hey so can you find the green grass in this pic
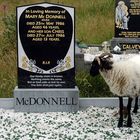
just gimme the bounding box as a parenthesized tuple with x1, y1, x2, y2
(75, 71, 112, 97)
(0, 49, 16, 97)
(0, 0, 115, 97)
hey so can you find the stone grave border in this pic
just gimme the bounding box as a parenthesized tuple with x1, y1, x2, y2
(0, 97, 138, 110)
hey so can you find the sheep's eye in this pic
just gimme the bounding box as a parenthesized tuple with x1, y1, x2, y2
(101, 58, 106, 61)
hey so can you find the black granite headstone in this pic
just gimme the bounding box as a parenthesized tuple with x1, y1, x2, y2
(17, 3, 75, 88)
(111, 0, 140, 52)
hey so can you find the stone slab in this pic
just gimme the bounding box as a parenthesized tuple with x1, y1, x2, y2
(14, 86, 79, 112)
(111, 37, 140, 49)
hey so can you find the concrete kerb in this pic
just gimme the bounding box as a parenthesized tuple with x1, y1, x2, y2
(0, 97, 138, 110)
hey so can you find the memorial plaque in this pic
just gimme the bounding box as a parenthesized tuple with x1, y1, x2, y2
(17, 3, 75, 88)
(115, 0, 140, 38)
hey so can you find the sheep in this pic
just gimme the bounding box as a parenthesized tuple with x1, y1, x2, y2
(90, 52, 140, 127)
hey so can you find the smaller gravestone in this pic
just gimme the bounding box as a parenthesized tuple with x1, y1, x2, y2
(14, 3, 79, 112)
(111, 0, 140, 52)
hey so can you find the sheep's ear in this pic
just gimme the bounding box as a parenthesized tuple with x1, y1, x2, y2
(99, 53, 113, 59)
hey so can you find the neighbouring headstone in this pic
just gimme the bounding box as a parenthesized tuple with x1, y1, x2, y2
(14, 3, 79, 112)
(111, 0, 140, 52)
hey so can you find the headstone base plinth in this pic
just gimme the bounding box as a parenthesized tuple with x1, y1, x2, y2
(14, 86, 79, 112)
(111, 37, 140, 49)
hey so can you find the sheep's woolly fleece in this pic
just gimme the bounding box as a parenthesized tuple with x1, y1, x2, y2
(0, 107, 140, 140)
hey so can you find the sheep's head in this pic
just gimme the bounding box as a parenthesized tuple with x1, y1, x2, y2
(90, 53, 113, 77)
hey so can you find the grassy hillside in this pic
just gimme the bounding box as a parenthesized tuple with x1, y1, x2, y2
(0, 0, 114, 97)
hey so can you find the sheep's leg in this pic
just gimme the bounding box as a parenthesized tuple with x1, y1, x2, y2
(118, 97, 123, 127)
(133, 97, 138, 113)
(127, 97, 133, 127)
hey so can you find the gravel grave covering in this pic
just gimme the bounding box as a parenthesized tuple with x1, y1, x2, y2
(0, 107, 140, 140)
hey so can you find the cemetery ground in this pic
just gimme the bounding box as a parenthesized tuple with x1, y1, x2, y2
(0, 106, 140, 139)
(0, 2, 115, 138)
(1, 0, 140, 139)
